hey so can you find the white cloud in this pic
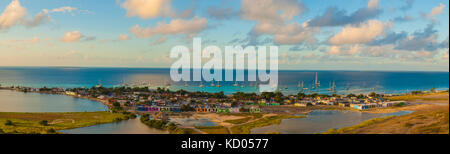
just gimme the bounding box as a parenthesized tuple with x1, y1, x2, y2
(426, 3, 446, 18)
(23, 11, 50, 28)
(121, 0, 172, 19)
(241, 0, 304, 23)
(328, 45, 361, 56)
(130, 17, 208, 39)
(0, 0, 27, 30)
(443, 51, 449, 59)
(51, 6, 78, 13)
(118, 34, 130, 41)
(368, 0, 379, 9)
(241, 0, 314, 45)
(61, 31, 84, 43)
(329, 20, 393, 45)
(0, 0, 53, 31)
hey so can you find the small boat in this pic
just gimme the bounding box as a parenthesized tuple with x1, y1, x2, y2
(216, 82, 221, 87)
(233, 82, 239, 87)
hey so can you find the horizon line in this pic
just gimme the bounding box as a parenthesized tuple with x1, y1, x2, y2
(0, 66, 449, 73)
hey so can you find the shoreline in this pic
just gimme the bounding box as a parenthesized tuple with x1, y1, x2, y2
(1, 86, 447, 134)
(0, 112, 131, 134)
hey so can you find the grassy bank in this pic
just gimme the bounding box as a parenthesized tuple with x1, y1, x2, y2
(139, 114, 200, 134)
(224, 117, 252, 124)
(0, 112, 130, 134)
(323, 105, 449, 134)
(230, 115, 305, 134)
(195, 126, 229, 134)
(385, 92, 449, 102)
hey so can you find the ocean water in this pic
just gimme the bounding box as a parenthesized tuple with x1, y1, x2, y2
(0, 67, 448, 95)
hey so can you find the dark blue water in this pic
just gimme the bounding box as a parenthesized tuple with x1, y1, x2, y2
(0, 67, 448, 95)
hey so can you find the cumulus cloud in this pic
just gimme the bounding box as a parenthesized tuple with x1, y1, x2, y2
(368, 0, 379, 9)
(395, 24, 442, 51)
(23, 11, 50, 28)
(328, 45, 361, 56)
(121, 0, 172, 19)
(0, 0, 27, 30)
(368, 31, 408, 46)
(329, 20, 393, 45)
(130, 17, 208, 39)
(241, 0, 305, 23)
(61, 31, 84, 43)
(308, 0, 382, 27)
(0, 0, 72, 31)
(240, 0, 316, 45)
(424, 3, 446, 19)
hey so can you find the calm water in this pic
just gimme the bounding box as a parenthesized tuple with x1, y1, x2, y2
(251, 110, 414, 134)
(0, 90, 107, 112)
(61, 118, 169, 134)
(0, 67, 448, 95)
(170, 117, 219, 127)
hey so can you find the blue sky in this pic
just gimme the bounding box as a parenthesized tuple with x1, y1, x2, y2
(0, 0, 448, 71)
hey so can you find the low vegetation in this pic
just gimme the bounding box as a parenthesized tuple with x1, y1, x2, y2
(386, 91, 449, 102)
(224, 117, 252, 124)
(195, 126, 229, 134)
(323, 116, 396, 134)
(323, 105, 449, 134)
(140, 114, 200, 134)
(230, 115, 305, 134)
(0, 112, 130, 134)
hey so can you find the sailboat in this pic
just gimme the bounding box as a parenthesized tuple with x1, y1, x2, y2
(216, 81, 221, 87)
(184, 82, 189, 87)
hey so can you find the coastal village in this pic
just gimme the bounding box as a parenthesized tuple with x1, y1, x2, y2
(2, 85, 411, 115)
(0, 84, 448, 134)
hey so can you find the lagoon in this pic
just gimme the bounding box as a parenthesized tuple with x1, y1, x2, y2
(0, 90, 107, 112)
(251, 110, 413, 134)
(61, 118, 169, 134)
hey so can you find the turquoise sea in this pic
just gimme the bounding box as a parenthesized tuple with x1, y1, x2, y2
(0, 67, 448, 95)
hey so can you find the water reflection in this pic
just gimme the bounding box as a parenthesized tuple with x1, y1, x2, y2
(170, 117, 218, 127)
(0, 90, 107, 112)
(61, 118, 169, 134)
(251, 110, 413, 134)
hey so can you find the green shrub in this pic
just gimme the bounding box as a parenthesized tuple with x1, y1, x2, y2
(39, 120, 49, 126)
(4, 120, 14, 126)
(46, 128, 56, 134)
